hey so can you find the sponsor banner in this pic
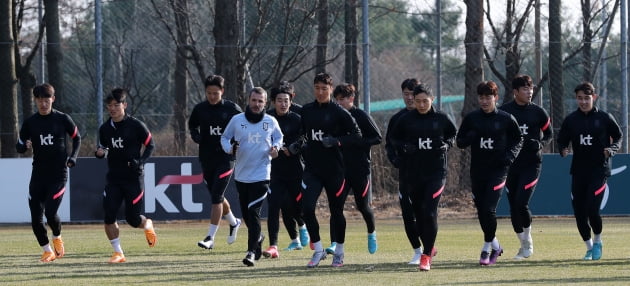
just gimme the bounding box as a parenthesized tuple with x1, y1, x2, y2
(0, 158, 70, 223)
(496, 154, 630, 216)
(70, 157, 249, 222)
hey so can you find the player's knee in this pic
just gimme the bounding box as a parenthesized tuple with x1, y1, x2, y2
(126, 215, 142, 228)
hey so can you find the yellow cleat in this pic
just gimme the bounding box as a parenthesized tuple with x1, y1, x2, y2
(40, 251, 56, 263)
(144, 219, 157, 247)
(108, 252, 126, 264)
(52, 237, 65, 258)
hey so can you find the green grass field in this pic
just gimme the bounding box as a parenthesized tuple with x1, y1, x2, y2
(3, 217, 630, 285)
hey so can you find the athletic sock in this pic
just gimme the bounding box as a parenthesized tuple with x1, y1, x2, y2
(207, 224, 219, 238)
(224, 211, 237, 226)
(299, 224, 307, 230)
(144, 219, 153, 230)
(482, 242, 492, 253)
(292, 238, 300, 244)
(313, 241, 323, 252)
(53, 235, 61, 240)
(584, 239, 593, 250)
(110, 238, 123, 253)
(593, 234, 602, 244)
(491, 237, 501, 250)
(43, 243, 53, 252)
(335, 243, 344, 254)
(414, 247, 422, 254)
(516, 232, 525, 241)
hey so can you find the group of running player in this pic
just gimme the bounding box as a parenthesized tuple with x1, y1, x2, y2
(19, 72, 621, 271)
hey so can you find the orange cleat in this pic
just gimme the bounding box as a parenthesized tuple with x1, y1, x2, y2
(108, 252, 126, 263)
(52, 237, 65, 258)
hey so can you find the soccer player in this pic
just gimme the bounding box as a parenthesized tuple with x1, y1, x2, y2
(262, 85, 309, 259)
(267, 80, 303, 114)
(16, 83, 81, 262)
(95, 88, 157, 263)
(333, 83, 382, 254)
(557, 82, 622, 261)
(188, 75, 242, 250)
(221, 87, 283, 266)
(300, 73, 361, 268)
(456, 81, 522, 266)
(499, 75, 552, 259)
(385, 78, 423, 264)
(390, 83, 456, 271)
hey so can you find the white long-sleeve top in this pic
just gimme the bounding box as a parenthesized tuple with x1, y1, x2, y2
(221, 113, 283, 183)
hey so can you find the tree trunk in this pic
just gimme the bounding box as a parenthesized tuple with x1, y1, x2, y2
(214, 0, 242, 105)
(463, 0, 483, 116)
(581, 0, 592, 81)
(460, 0, 484, 194)
(344, 0, 359, 104)
(19, 72, 36, 117)
(549, 0, 564, 144)
(315, 0, 329, 74)
(0, 0, 18, 157)
(45, 0, 66, 112)
(173, 0, 189, 155)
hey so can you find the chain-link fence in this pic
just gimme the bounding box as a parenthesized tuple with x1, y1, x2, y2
(11, 0, 628, 211)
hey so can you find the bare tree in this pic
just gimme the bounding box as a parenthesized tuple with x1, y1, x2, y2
(464, 0, 484, 116)
(172, 0, 189, 155)
(44, 0, 66, 111)
(548, 0, 563, 136)
(13, 0, 46, 119)
(484, 0, 535, 102)
(1, 0, 19, 157)
(315, 0, 329, 73)
(344, 0, 359, 91)
(214, 0, 241, 104)
(580, 0, 619, 82)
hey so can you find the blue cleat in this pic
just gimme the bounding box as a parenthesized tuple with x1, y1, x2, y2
(583, 249, 593, 260)
(325, 242, 337, 255)
(368, 233, 378, 254)
(592, 242, 602, 260)
(284, 241, 303, 251)
(299, 228, 310, 247)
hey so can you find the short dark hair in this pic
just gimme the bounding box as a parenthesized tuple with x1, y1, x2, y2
(401, 78, 419, 91)
(205, 75, 225, 89)
(33, 83, 55, 98)
(333, 83, 356, 99)
(574, 82, 595, 95)
(105, 88, 129, 104)
(413, 83, 432, 97)
(512, 74, 533, 90)
(477, 81, 499, 96)
(249, 87, 267, 100)
(270, 80, 295, 102)
(314, 73, 333, 86)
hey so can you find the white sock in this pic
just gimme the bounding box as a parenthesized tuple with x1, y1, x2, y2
(491, 237, 501, 250)
(110, 238, 123, 253)
(224, 211, 237, 226)
(299, 224, 307, 230)
(593, 234, 602, 244)
(207, 224, 219, 238)
(482, 242, 492, 252)
(585, 239, 593, 250)
(414, 247, 422, 254)
(523, 226, 531, 238)
(313, 241, 323, 252)
(53, 235, 61, 240)
(516, 232, 525, 241)
(144, 219, 153, 230)
(292, 238, 300, 244)
(335, 243, 344, 254)
(43, 243, 53, 252)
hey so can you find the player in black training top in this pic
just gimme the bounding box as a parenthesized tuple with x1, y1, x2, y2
(333, 83, 382, 255)
(300, 73, 361, 268)
(557, 82, 622, 261)
(390, 83, 456, 271)
(457, 81, 522, 266)
(385, 78, 423, 265)
(16, 83, 80, 263)
(188, 75, 243, 250)
(95, 88, 156, 263)
(498, 75, 552, 260)
(262, 84, 310, 259)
